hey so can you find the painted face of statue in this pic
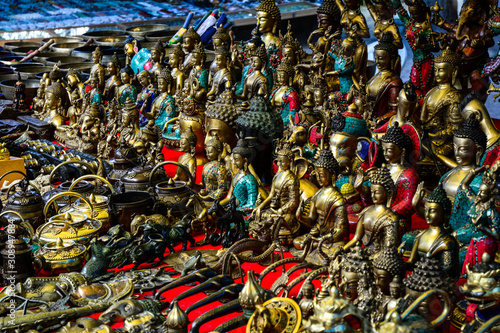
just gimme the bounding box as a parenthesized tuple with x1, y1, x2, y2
(476, 183, 492, 204)
(341, 270, 359, 301)
(374, 49, 391, 71)
(453, 137, 476, 166)
(252, 56, 263, 71)
(151, 49, 162, 62)
(382, 141, 402, 164)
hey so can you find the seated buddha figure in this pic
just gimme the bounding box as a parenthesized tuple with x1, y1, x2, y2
(86, 46, 105, 92)
(326, 37, 356, 111)
(136, 70, 157, 127)
(116, 65, 137, 108)
(200, 135, 228, 202)
(459, 93, 500, 167)
(235, 45, 270, 105)
(420, 48, 463, 159)
(380, 122, 420, 232)
(182, 26, 201, 75)
(221, 139, 259, 214)
(205, 88, 238, 148)
(250, 146, 300, 246)
(293, 150, 349, 251)
(344, 166, 400, 259)
(439, 114, 487, 247)
(366, 33, 403, 127)
(149, 40, 165, 79)
(280, 21, 308, 96)
(173, 126, 197, 187)
(103, 53, 122, 103)
(207, 46, 234, 102)
(152, 68, 177, 137)
(119, 97, 141, 147)
(255, 0, 282, 50)
(84, 74, 103, 110)
(409, 184, 460, 279)
(169, 44, 186, 95)
(234, 31, 274, 96)
(270, 59, 300, 128)
(189, 42, 209, 91)
(42, 80, 68, 128)
(209, 27, 231, 78)
(65, 69, 86, 125)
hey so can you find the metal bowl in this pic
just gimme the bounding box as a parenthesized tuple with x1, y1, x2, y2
(95, 36, 136, 48)
(125, 24, 169, 38)
(0, 56, 25, 66)
(0, 79, 39, 104)
(0, 51, 13, 58)
(0, 67, 14, 75)
(72, 45, 113, 61)
(46, 56, 86, 65)
(0, 73, 28, 82)
(82, 30, 124, 41)
(51, 43, 88, 55)
(102, 48, 126, 68)
(11, 46, 39, 56)
(59, 62, 94, 73)
(11, 63, 44, 69)
(3, 42, 40, 51)
(145, 30, 175, 43)
(14, 66, 48, 79)
(33, 52, 71, 64)
(41, 37, 83, 45)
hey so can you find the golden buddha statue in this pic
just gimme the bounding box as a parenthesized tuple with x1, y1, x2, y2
(103, 53, 122, 103)
(210, 26, 231, 78)
(149, 40, 165, 79)
(116, 65, 137, 108)
(366, 0, 403, 74)
(459, 94, 500, 167)
(87, 46, 105, 92)
(409, 184, 459, 279)
(120, 97, 141, 147)
(76, 102, 103, 154)
(205, 88, 238, 148)
(293, 150, 349, 251)
(182, 26, 201, 75)
(42, 80, 68, 128)
(189, 42, 209, 91)
(270, 59, 300, 128)
(235, 45, 270, 104)
(336, 0, 369, 85)
(280, 21, 308, 95)
(207, 46, 233, 101)
(65, 69, 86, 125)
(152, 68, 177, 135)
(420, 48, 463, 159)
(169, 43, 186, 94)
(250, 145, 300, 246)
(344, 166, 400, 259)
(339, 245, 372, 302)
(309, 0, 342, 56)
(366, 33, 403, 126)
(200, 134, 228, 201)
(173, 126, 197, 186)
(255, 0, 281, 50)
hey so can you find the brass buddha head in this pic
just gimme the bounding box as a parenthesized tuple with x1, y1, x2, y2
(214, 45, 230, 70)
(244, 30, 265, 60)
(122, 97, 139, 126)
(106, 52, 121, 76)
(150, 40, 165, 63)
(255, 0, 281, 34)
(212, 26, 231, 50)
(169, 43, 185, 69)
(424, 184, 452, 225)
(381, 122, 413, 164)
(453, 114, 486, 166)
(180, 126, 197, 155)
(340, 245, 371, 301)
(92, 46, 103, 64)
(137, 70, 151, 88)
(373, 245, 405, 295)
(120, 65, 134, 84)
(252, 45, 268, 71)
(373, 33, 399, 71)
(316, 0, 341, 31)
(276, 59, 294, 86)
(314, 149, 340, 187)
(205, 134, 223, 161)
(276, 143, 294, 172)
(434, 47, 460, 85)
(329, 112, 369, 169)
(205, 89, 238, 147)
(280, 21, 304, 65)
(370, 165, 396, 206)
(44, 82, 64, 109)
(182, 26, 201, 53)
(232, 139, 254, 171)
(157, 67, 173, 93)
(404, 0, 431, 22)
(191, 42, 206, 67)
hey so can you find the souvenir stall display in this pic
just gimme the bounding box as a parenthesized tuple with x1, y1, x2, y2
(1, 0, 500, 332)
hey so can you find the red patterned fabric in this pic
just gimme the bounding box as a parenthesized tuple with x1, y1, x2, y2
(391, 167, 419, 231)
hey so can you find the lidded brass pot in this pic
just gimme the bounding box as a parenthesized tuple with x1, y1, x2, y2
(34, 231, 87, 274)
(41, 160, 97, 208)
(107, 144, 138, 189)
(119, 160, 167, 193)
(150, 161, 195, 218)
(0, 170, 45, 229)
(59, 175, 114, 232)
(36, 191, 102, 246)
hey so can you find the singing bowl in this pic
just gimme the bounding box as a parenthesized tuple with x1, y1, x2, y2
(0, 67, 14, 75)
(125, 24, 169, 38)
(145, 30, 176, 43)
(0, 73, 28, 82)
(0, 56, 25, 66)
(3, 42, 39, 51)
(82, 30, 124, 41)
(59, 62, 94, 73)
(45, 56, 86, 65)
(0, 79, 39, 104)
(95, 36, 134, 48)
(51, 43, 88, 55)
(41, 37, 83, 45)
(11, 46, 39, 56)
(14, 66, 49, 79)
(71, 45, 113, 61)
(33, 52, 70, 64)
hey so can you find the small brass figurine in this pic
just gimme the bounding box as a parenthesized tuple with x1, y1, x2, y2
(207, 46, 233, 101)
(149, 40, 165, 79)
(189, 42, 209, 91)
(103, 53, 122, 103)
(152, 68, 178, 138)
(173, 126, 197, 186)
(182, 26, 201, 76)
(255, 0, 282, 50)
(87, 46, 105, 92)
(169, 43, 186, 94)
(136, 70, 157, 126)
(271, 59, 300, 128)
(117, 65, 137, 108)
